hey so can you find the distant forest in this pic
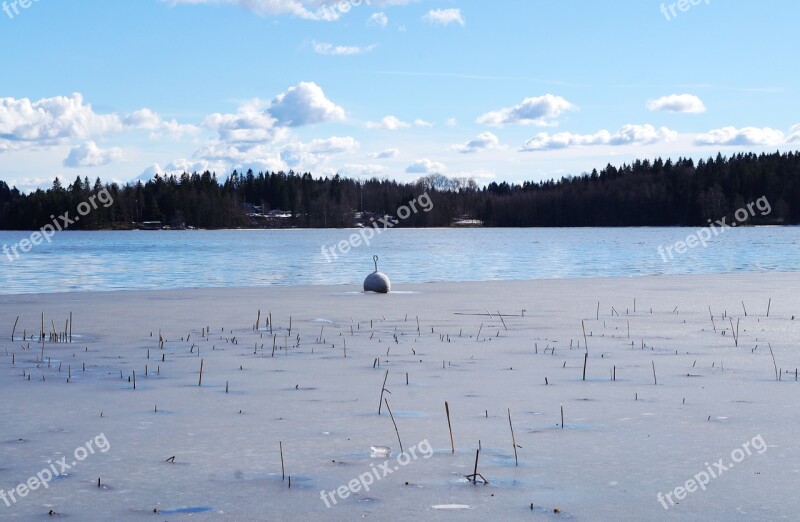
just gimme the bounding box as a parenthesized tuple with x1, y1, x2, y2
(1, 151, 798, 230)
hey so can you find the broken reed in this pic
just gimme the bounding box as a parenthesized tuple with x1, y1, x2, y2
(582, 352, 588, 381)
(445, 401, 455, 454)
(378, 370, 389, 415)
(581, 320, 588, 351)
(384, 398, 403, 453)
(280, 441, 285, 480)
(465, 444, 488, 484)
(508, 408, 518, 466)
(729, 317, 739, 347)
(769, 344, 778, 381)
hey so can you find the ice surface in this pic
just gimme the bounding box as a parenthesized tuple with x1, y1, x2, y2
(0, 273, 799, 520)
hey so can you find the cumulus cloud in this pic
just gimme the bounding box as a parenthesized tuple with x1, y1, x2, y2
(366, 115, 410, 130)
(162, 0, 334, 21)
(788, 124, 800, 143)
(414, 119, 433, 128)
(368, 12, 388, 27)
(646, 94, 706, 113)
(0, 93, 122, 152)
(178, 82, 349, 177)
(124, 108, 200, 139)
(312, 41, 377, 55)
(455, 132, 500, 154)
(608, 124, 678, 145)
(477, 94, 576, 127)
(193, 142, 287, 173)
(370, 148, 399, 159)
(162, 0, 415, 22)
(520, 124, 677, 151)
(422, 8, 464, 26)
(280, 136, 359, 167)
(5, 177, 52, 193)
(63, 141, 124, 168)
(203, 82, 343, 144)
(268, 81, 345, 127)
(134, 159, 215, 182)
(694, 126, 786, 147)
(335, 163, 386, 177)
(204, 99, 288, 143)
(406, 158, 447, 174)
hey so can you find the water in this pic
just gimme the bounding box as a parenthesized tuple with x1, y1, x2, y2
(0, 227, 797, 295)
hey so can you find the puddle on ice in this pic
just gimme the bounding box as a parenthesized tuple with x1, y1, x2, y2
(159, 506, 214, 514)
(432, 504, 473, 510)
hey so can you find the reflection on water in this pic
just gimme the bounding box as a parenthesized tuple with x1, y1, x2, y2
(0, 227, 797, 294)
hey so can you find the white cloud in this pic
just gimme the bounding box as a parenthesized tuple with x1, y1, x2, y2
(646, 94, 706, 114)
(370, 148, 399, 159)
(455, 132, 500, 154)
(336, 163, 386, 177)
(135, 159, 214, 182)
(367, 12, 388, 27)
(280, 136, 360, 167)
(520, 124, 677, 151)
(204, 99, 288, 143)
(477, 94, 576, 127)
(788, 124, 800, 143)
(312, 41, 377, 56)
(268, 81, 345, 127)
(63, 141, 124, 168)
(0, 93, 122, 152)
(451, 168, 495, 181)
(414, 119, 433, 128)
(179, 82, 349, 177)
(193, 142, 286, 172)
(422, 8, 464, 26)
(5, 177, 52, 193)
(694, 126, 786, 147)
(162, 0, 416, 22)
(124, 108, 200, 139)
(609, 124, 678, 145)
(366, 115, 410, 130)
(445, 117, 458, 127)
(520, 131, 609, 151)
(162, 0, 334, 21)
(406, 158, 447, 174)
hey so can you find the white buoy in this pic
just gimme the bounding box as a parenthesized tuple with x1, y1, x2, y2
(364, 255, 391, 293)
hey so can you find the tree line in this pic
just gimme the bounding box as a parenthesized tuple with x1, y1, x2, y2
(0, 151, 798, 230)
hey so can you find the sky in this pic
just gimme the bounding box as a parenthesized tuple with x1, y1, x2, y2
(0, 0, 798, 192)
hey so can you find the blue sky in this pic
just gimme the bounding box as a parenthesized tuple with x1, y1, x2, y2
(0, 0, 798, 191)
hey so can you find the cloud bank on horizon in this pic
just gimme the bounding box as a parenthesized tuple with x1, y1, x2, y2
(0, 1, 797, 192)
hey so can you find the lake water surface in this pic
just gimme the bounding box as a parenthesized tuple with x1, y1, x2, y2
(0, 227, 797, 294)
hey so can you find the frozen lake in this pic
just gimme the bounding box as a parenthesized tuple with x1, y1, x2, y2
(1, 274, 798, 520)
